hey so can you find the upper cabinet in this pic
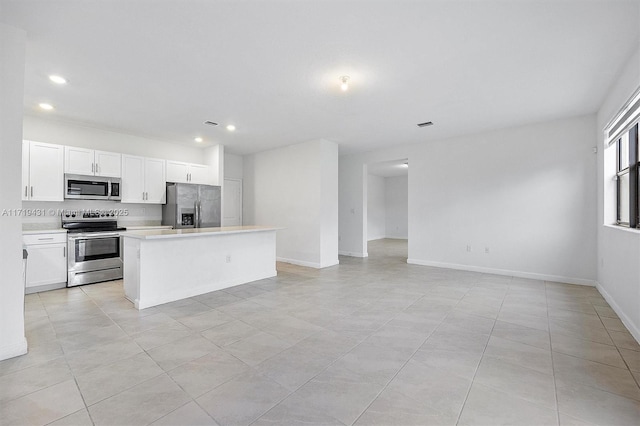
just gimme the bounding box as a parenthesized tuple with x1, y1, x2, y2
(65, 146, 121, 177)
(121, 155, 166, 204)
(22, 140, 64, 202)
(166, 160, 210, 185)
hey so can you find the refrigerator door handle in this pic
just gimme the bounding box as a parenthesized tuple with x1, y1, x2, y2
(194, 200, 200, 228)
(197, 200, 202, 228)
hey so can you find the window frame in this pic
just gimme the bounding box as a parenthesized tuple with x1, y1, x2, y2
(616, 123, 639, 228)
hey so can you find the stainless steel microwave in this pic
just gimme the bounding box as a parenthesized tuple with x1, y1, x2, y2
(64, 174, 121, 201)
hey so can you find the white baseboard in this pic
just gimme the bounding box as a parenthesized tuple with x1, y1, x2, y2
(338, 251, 368, 258)
(0, 337, 28, 361)
(406, 259, 597, 287)
(276, 257, 340, 269)
(596, 282, 640, 345)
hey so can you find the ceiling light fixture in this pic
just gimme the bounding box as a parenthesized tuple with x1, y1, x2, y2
(204, 121, 218, 126)
(226, 125, 236, 131)
(340, 75, 350, 91)
(194, 137, 203, 143)
(38, 103, 54, 110)
(402, 162, 409, 167)
(48, 75, 67, 85)
(417, 121, 433, 127)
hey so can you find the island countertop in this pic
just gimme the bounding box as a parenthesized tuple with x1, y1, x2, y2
(121, 225, 279, 240)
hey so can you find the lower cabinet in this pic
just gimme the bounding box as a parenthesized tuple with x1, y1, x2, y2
(23, 232, 67, 294)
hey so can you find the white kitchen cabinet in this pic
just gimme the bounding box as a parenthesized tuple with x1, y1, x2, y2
(166, 160, 210, 184)
(121, 155, 166, 204)
(23, 232, 67, 293)
(22, 140, 64, 202)
(65, 146, 121, 177)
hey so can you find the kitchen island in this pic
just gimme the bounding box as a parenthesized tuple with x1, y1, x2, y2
(122, 226, 278, 309)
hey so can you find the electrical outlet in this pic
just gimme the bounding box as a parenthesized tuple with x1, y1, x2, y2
(226, 255, 231, 263)
(485, 247, 490, 254)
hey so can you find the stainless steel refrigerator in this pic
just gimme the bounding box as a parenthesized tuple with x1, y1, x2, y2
(162, 183, 221, 228)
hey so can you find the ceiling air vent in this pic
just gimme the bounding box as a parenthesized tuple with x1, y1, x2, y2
(204, 121, 218, 126)
(417, 121, 433, 127)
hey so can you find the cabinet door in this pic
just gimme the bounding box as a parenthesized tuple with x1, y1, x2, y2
(25, 243, 67, 288)
(188, 163, 211, 185)
(29, 141, 64, 201)
(95, 150, 121, 177)
(121, 155, 145, 203)
(22, 141, 29, 201)
(166, 160, 189, 183)
(144, 158, 166, 204)
(64, 146, 95, 175)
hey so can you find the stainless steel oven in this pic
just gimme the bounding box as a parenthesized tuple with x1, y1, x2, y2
(63, 210, 126, 287)
(67, 232, 123, 287)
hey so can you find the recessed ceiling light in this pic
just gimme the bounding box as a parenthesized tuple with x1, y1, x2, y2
(48, 75, 67, 85)
(38, 103, 54, 110)
(402, 162, 409, 167)
(194, 137, 203, 143)
(340, 75, 350, 91)
(226, 125, 236, 132)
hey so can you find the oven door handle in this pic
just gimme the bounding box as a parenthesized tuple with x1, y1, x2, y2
(69, 233, 121, 239)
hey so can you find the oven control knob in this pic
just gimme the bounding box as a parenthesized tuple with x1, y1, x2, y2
(100, 213, 105, 217)
(71, 213, 76, 218)
(65, 214, 70, 218)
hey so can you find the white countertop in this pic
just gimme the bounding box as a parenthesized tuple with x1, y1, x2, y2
(121, 225, 279, 240)
(22, 228, 67, 235)
(123, 225, 173, 231)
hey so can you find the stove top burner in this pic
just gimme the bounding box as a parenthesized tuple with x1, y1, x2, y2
(61, 209, 125, 233)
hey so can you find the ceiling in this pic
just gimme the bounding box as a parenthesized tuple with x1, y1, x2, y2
(2, 1, 639, 156)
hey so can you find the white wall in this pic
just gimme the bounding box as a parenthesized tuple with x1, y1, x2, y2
(224, 153, 244, 180)
(367, 174, 386, 241)
(244, 139, 338, 268)
(204, 144, 224, 186)
(320, 141, 339, 266)
(0, 24, 27, 360)
(596, 46, 640, 342)
(340, 115, 598, 285)
(385, 175, 408, 239)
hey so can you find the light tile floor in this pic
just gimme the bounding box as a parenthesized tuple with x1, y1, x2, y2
(1, 239, 639, 425)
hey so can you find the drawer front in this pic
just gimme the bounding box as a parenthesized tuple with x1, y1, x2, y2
(23, 233, 67, 245)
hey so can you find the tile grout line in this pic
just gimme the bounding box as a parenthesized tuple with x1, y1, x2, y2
(454, 274, 510, 426)
(348, 292, 452, 426)
(545, 280, 562, 426)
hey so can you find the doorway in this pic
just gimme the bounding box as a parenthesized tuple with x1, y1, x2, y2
(366, 159, 408, 261)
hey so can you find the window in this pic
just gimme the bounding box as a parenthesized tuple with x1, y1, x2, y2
(606, 87, 640, 229)
(615, 125, 639, 227)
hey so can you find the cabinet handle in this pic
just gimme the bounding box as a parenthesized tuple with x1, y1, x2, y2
(96, 163, 100, 174)
(92, 163, 95, 173)
(37, 237, 54, 241)
(63, 246, 66, 257)
(24, 186, 28, 197)
(30, 186, 33, 197)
